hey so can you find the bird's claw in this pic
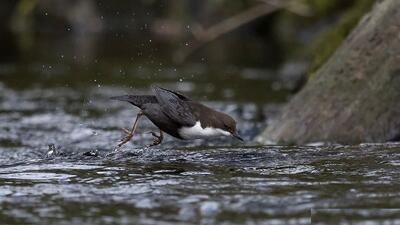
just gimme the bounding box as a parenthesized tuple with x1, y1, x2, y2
(149, 131, 161, 138)
(146, 135, 162, 147)
(146, 139, 161, 147)
(117, 112, 143, 147)
(118, 132, 133, 147)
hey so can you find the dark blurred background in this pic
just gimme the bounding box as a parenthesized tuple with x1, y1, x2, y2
(0, 0, 373, 102)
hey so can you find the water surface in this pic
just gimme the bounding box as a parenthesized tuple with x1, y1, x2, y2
(1, 36, 400, 225)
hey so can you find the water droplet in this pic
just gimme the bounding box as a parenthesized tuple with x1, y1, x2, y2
(179, 78, 183, 82)
(185, 42, 189, 46)
(97, 84, 101, 88)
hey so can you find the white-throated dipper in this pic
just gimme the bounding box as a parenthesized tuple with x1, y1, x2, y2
(111, 85, 243, 147)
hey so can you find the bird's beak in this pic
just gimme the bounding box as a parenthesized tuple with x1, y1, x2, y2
(232, 131, 244, 141)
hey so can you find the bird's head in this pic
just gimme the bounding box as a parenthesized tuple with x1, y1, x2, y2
(221, 114, 243, 141)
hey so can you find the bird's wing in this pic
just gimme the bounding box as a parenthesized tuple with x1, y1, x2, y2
(152, 85, 191, 101)
(110, 95, 158, 108)
(152, 85, 196, 126)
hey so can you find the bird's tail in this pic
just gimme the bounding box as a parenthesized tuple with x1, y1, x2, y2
(110, 95, 157, 108)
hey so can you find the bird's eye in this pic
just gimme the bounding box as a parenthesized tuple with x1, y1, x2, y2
(224, 124, 233, 133)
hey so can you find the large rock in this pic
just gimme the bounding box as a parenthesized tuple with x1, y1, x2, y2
(256, 0, 400, 145)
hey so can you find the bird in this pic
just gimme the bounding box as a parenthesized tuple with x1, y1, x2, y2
(111, 85, 243, 147)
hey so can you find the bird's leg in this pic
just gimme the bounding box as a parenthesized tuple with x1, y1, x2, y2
(147, 129, 164, 147)
(118, 111, 144, 147)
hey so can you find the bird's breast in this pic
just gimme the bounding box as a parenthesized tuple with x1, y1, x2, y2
(178, 121, 230, 140)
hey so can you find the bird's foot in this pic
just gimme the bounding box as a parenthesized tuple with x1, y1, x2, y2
(118, 128, 134, 147)
(146, 131, 163, 147)
(116, 111, 143, 147)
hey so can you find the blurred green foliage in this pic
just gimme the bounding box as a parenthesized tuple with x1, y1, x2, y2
(304, 0, 346, 17)
(273, 1, 351, 58)
(307, 0, 375, 78)
(1, 0, 376, 73)
(273, 0, 375, 78)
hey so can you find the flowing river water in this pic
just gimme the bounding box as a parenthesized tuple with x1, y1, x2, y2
(0, 36, 400, 225)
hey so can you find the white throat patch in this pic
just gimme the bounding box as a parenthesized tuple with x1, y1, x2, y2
(179, 121, 231, 140)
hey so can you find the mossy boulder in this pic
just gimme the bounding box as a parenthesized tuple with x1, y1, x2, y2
(256, 0, 400, 145)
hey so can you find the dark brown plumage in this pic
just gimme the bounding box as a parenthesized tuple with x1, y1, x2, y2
(111, 85, 242, 147)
